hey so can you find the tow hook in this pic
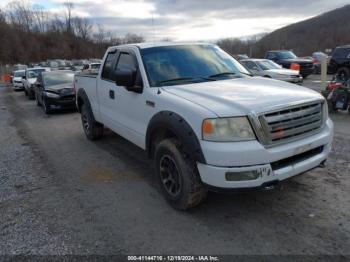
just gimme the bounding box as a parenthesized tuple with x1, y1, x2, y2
(263, 185, 275, 191)
(319, 160, 326, 168)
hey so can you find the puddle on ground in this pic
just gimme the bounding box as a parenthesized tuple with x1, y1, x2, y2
(83, 165, 143, 184)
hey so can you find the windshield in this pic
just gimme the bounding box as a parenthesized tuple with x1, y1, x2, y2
(278, 51, 297, 59)
(141, 45, 251, 87)
(256, 60, 282, 70)
(43, 72, 74, 87)
(14, 71, 25, 77)
(28, 69, 45, 78)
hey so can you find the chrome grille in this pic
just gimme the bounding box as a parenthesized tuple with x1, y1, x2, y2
(258, 102, 323, 146)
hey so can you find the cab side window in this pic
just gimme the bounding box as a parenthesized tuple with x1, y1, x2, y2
(116, 53, 136, 71)
(115, 52, 143, 88)
(244, 61, 258, 70)
(267, 53, 277, 60)
(101, 52, 117, 81)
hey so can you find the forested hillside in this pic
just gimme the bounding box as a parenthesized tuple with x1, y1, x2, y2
(217, 5, 350, 57)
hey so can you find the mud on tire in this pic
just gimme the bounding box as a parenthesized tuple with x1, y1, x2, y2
(155, 138, 208, 210)
(81, 104, 104, 140)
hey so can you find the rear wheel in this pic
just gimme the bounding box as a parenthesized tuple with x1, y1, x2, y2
(81, 104, 104, 140)
(155, 138, 208, 210)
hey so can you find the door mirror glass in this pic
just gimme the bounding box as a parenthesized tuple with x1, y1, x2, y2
(22, 75, 26, 79)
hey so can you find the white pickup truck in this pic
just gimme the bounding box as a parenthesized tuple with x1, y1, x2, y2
(75, 43, 333, 210)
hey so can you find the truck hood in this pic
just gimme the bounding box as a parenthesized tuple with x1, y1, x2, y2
(28, 78, 37, 84)
(163, 77, 323, 117)
(279, 58, 313, 64)
(46, 83, 74, 92)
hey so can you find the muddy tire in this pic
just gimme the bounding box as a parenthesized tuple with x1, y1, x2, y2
(81, 104, 104, 140)
(155, 138, 208, 210)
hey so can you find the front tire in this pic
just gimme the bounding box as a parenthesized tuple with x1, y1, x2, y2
(336, 67, 350, 81)
(81, 104, 104, 140)
(36, 93, 41, 107)
(43, 98, 51, 114)
(155, 138, 208, 210)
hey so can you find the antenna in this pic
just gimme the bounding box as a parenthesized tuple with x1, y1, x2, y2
(152, 12, 155, 45)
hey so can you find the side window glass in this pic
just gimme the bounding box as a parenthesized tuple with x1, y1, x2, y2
(101, 52, 116, 80)
(116, 53, 136, 71)
(245, 61, 256, 70)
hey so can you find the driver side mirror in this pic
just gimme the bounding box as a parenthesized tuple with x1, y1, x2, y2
(22, 75, 26, 79)
(115, 69, 142, 93)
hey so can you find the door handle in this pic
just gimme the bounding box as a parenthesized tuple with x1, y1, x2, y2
(109, 90, 115, 99)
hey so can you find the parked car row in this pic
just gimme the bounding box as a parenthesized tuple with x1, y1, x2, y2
(11, 67, 76, 114)
(8, 42, 335, 210)
(238, 44, 350, 82)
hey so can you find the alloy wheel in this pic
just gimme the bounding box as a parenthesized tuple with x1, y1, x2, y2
(159, 155, 182, 197)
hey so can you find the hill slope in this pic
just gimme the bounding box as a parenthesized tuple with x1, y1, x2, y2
(255, 5, 350, 56)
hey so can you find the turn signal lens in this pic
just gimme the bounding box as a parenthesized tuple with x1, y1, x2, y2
(290, 63, 300, 71)
(202, 119, 214, 135)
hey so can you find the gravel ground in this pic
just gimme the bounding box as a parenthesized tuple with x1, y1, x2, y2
(0, 78, 349, 257)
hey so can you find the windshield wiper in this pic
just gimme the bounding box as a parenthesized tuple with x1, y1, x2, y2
(157, 77, 195, 85)
(156, 77, 215, 86)
(209, 71, 252, 78)
(208, 72, 237, 78)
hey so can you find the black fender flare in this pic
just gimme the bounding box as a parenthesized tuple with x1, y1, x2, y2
(146, 111, 206, 164)
(77, 88, 91, 112)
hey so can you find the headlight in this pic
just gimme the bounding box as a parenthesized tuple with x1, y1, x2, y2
(44, 91, 60, 98)
(202, 117, 256, 142)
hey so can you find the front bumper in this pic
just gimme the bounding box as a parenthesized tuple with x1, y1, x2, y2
(197, 119, 333, 189)
(284, 76, 303, 84)
(45, 96, 76, 110)
(13, 82, 24, 89)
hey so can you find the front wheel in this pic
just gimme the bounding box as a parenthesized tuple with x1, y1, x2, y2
(42, 98, 51, 114)
(36, 93, 41, 107)
(155, 138, 208, 210)
(336, 67, 350, 81)
(80, 104, 104, 140)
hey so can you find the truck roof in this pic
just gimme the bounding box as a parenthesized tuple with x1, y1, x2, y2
(109, 42, 213, 50)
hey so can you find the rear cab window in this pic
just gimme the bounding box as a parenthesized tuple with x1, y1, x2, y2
(101, 51, 117, 81)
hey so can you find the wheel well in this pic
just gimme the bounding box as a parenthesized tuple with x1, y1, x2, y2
(148, 127, 178, 159)
(77, 96, 84, 112)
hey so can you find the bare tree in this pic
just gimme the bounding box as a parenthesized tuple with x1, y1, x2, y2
(63, 1, 74, 33)
(32, 5, 47, 33)
(73, 17, 92, 40)
(6, 0, 34, 32)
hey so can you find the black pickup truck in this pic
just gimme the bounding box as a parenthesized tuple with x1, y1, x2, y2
(328, 45, 350, 80)
(265, 50, 314, 78)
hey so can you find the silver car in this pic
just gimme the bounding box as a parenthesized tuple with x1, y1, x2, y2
(241, 59, 303, 84)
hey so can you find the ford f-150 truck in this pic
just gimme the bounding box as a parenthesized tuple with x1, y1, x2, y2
(75, 43, 333, 210)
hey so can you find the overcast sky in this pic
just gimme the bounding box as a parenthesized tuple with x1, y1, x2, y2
(1, 0, 349, 41)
